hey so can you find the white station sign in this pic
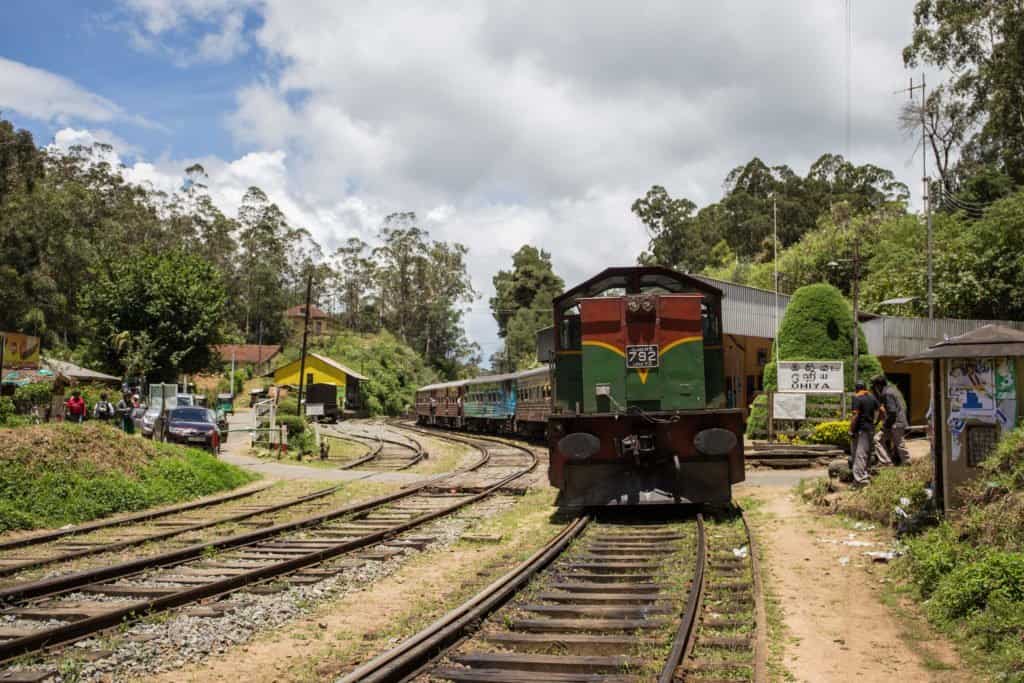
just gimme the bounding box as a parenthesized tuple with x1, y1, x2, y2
(777, 361, 844, 394)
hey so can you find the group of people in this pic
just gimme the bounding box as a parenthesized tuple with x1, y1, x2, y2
(849, 375, 910, 486)
(63, 390, 143, 434)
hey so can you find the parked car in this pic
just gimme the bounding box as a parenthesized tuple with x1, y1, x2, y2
(162, 407, 222, 453)
(140, 404, 161, 438)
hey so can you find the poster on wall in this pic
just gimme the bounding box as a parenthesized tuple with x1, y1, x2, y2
(0, 332, 40, 369)
(948, 359, 996, 415)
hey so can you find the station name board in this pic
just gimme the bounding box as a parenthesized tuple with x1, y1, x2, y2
(777, 361, 844, 394)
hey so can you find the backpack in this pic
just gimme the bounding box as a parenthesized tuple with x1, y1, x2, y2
(97, 402, 113, 419)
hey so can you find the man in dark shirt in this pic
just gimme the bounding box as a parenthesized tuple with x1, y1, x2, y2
(849, 380, 879, 485)
(872, 376, 909, 466)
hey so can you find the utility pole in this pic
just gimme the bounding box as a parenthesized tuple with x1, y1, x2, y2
(296, 271, 314, 418)
(897, 73, 933, 318)
(773, 195, 780, 364)
(852, 231, 861, 383)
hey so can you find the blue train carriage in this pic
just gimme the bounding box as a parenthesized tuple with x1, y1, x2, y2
(514, 366, 551, 437)
(462, 372, 517, 432)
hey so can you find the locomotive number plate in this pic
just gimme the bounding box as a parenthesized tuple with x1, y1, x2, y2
(626, 344, 659, 369)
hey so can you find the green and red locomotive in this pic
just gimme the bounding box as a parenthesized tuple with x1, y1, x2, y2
(415, 266, 745, 507)
(544, 267, 745, 506)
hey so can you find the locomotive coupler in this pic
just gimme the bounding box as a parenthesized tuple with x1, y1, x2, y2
(618, 433, 656, 466)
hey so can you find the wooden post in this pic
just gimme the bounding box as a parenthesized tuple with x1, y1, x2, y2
(841, 391, 847, 419)
(767, 391, 774, 442)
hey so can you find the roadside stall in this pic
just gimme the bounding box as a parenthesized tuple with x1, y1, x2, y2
(902, 324, 1024, 510)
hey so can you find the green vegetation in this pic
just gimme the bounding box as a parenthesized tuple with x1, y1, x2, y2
(809, 420, 850, 449)
(291, 330, 437, 415)
(489, 245, 564, 372)
(746, 284, 883, 439)
(0, 423, 256, 532)
(894, 427, 1024, 678)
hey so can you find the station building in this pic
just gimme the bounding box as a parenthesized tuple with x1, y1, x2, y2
(268, 352, 367, 411)
(693, 275, 1024, 424)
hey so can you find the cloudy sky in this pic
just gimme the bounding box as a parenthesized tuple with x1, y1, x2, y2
(0, 0, 930, 359)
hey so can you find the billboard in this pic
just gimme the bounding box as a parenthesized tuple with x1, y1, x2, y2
(0, 332, 40, 369)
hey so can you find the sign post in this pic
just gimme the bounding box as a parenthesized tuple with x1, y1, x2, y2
(770, 361, 844, 441)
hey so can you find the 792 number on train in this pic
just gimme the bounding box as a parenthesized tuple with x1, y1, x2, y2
(625, 344, 659, 369)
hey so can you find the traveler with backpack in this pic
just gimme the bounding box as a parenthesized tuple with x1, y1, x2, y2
(93, 393, 116, 424)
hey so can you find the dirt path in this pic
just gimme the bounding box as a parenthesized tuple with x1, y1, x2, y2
(740, 470, 970, 682)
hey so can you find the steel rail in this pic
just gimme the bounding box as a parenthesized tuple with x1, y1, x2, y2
(0, 482, 274, 552)
(0, 484, 343, 578)
(658, 513, 707, 683)
(339, 515, 590, 683)
(0, 434, 499, 605)
(0, 439, 537, 663)
(323, 431, 384, 469)
(743, 511, 768, 683)
(330, 424, 426, 470)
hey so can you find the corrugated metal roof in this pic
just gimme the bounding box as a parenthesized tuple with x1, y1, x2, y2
(691, 275, 789, 339)
(862, 317, 1024, 358)
(419, 366, 550, 392)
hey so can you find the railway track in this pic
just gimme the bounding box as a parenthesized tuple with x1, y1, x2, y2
(0, 427, 536, 676)
(342, 507, 764, 682)
(326, 422, 428, 470)
(0, 484, 344, 581)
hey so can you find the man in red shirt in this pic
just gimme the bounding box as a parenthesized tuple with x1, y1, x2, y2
(65, 390, 86, 423)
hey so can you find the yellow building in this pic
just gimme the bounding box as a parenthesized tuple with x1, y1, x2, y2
(270, 352, 367, 409)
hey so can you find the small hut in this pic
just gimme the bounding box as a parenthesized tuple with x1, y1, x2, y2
(902, 324, 1024, 510)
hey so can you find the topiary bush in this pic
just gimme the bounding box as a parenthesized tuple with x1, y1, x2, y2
(747, 283, 885, 439)
(275, 414, 306, 438)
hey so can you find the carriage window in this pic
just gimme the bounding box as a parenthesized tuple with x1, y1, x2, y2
(701, 298, 722, 345)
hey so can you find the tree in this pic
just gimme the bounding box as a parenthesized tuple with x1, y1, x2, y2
(635, 155, 908, 272)
(80, 250, 227, 380)
(933, 188, 1024, 320)
(490, 245, 564, 371)
(236, 187, 293, 344)
(904, 1, 1024, 184)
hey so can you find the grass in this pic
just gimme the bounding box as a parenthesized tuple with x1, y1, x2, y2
(0, 422, 258, 532)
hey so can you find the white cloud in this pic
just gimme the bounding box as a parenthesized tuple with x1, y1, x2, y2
(118, 0, 255, 65)
(57, 2, 934, 359)
(0, 57, 157, 129)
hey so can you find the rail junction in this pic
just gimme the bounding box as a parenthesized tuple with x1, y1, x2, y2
(0, 426, 537, 677)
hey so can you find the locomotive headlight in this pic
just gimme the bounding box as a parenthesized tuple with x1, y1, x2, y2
(627, 298, 640, 313)
(641, 297, 654, 312)
(694, 428, 737, 457)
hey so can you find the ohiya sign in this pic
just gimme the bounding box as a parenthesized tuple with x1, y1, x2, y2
(777, 361, 844, 394)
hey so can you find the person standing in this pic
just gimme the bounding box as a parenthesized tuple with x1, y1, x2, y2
(93, 392, 116, 424)
(64, 390, 86, 424)
(849, 380, 879, 486)
(116, 392, 135, 434)
(872, 375, 910, 466)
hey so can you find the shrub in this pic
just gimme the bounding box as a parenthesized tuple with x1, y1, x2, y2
(840, 456, 931, 524)
(275, 414, 306, 438)
(13, 382, 52, 412)
(810, 421, 851, 449)
(929, 551, 1024, 621)
(900, 522, 977, 598)
(0, 397, 15, 424)
(277, 398, 299, 416)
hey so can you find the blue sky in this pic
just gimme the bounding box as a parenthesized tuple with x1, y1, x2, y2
(0, 1, 930, 362)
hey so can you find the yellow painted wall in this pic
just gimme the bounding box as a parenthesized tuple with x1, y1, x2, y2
(272, 355, 348, 390)
(879, 357, 931, 424)
(723, 334, 773, 414)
